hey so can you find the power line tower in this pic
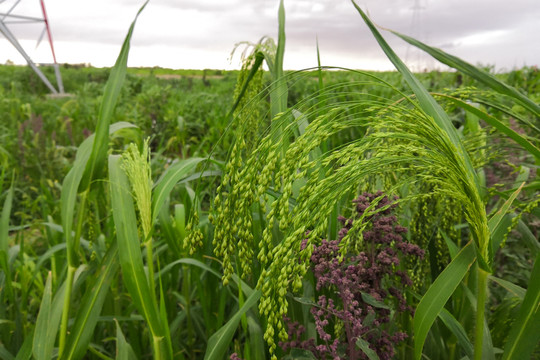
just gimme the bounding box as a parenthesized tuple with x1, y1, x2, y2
(0, 0, 64, 93)
(405, 0, 432, 72)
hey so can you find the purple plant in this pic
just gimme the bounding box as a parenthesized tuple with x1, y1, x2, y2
(281, 192, 423, 359)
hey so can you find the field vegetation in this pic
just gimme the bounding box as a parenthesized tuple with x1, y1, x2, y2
(0, 1, 539, 359)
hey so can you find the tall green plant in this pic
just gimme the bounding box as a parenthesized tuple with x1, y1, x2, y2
(208, 4, 538, 360)
(351, 3, 540, 359)
(58, 2, 148, 357)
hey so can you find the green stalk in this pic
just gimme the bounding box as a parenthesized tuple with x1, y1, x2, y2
(182, 264, 195, 350)
(58, 265, 76, 358)
(474, 268, 489, 360)
(58, 190, 88, 357)
(145, 236, 156, 299)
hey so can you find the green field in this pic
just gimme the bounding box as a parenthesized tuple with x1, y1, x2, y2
(1, 3, 539, 360)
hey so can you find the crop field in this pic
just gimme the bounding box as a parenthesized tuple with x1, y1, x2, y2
(0, 2, 539, 360)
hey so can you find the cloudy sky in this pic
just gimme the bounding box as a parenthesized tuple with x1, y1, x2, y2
(0, 0, 539, 71)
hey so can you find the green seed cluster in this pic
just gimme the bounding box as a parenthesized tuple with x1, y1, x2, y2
(184, 211, 204, 255)
(408, 191, 462, 290)
(121, 139, 152, 239)
(212, 87, 490, 355)
(210, 51, 264, 283)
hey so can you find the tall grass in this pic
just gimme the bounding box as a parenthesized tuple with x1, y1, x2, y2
(0, 1, 538, 359)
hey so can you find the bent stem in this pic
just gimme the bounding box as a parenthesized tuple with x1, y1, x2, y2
(58, 190, 88, 357)
(474, 267, 489, 360)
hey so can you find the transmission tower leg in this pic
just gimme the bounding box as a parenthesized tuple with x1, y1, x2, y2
(0, 20, 58, 93)
(53, 63, 64, 93)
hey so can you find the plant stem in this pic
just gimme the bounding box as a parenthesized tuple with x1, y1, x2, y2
(58, 190, 88, 358)
(58, 264, 76, 358)
(146, 237, 155, 297)
(474, 267, 489, 360)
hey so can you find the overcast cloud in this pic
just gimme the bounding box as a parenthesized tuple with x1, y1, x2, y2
(0, 0, 539, 71)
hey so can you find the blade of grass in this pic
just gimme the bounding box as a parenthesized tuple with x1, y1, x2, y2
(469, 96, 540, 134)
(502, 252, 540, 360)
(351, 2, 489, 272)
(435, 94, 540, 161)
(247, 316, 265, 360)
(32, 272, 54, 360)
(439, 308, 474, 360)
(115, 320, 137, 360)
(204, 290, 261, 360)
(440, 230, 459, 260)
(15, 329, 33, 360)
(488, 276, 526, 299)
(516, 218, 540, 255)
(489, 182, 525, 252)
(270, 0, 287, 120)
(58, 122, 137, 357)
(0, 181, 14, 301)
(151, 157, 206, 224)
(388, 30, 540, 116)
(80, 1, 149, 190)
(228, 51, 265, 117)
(59, 3, 146, 348)
(413, 242, 476, 360)
(0, 181, 13, 253)
(351, 1, 476, 176)
(61, 122, 138, 265)
(0, 347, 14, 360)
(60, 243, 119, 360)
(109, 154, 172, 360)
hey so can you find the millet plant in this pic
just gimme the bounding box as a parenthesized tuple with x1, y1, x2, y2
(0, 1, 538, 360)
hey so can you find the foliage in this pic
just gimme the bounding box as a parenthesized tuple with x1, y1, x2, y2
(0, 1, 538, 360)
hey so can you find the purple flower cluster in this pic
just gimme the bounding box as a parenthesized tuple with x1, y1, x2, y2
(281, 192, 424, 359)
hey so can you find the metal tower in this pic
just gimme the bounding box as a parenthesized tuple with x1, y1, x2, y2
(0, 0, 64, 93)
(405, 0, 432, 72)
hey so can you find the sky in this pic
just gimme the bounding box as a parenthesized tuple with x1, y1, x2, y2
(0, 0, 539, 72)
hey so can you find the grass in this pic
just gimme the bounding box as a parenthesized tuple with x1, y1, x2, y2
(0, 1, 539, 359)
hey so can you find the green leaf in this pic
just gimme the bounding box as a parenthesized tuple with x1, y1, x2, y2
(413, 242, 476, 360)
(151, 157, 206, 223)
(489, 182, 525, 252)
(351, 1, 476, 178)
(435, 95, 540, 161)
(247, 316, 265, 360)
(502, 252, 540, 360)
(115, 319, 137, 360)
(361, 292, 390, 309)
(440, 230, 459, 260)
(284, 349, 317, 359)
(60, 243, 120, 360)
(388, 30, 540, 116)
(439, 308, 474, 360)
(80, 1, 149, 190)
(204, 290, 261, 360)
(0, 346, 14, 360)
(0, 182, 13, 254)
(109, 155, 171, 359)
(356, 338, 380, 360)
(61, 122, 137, 266)
(489, 276, 526, 299)
(156, 258, 222, 281)
(270, 0, 287, 119)
(228, 51, 264, 117)
(0, 181, 14, 300)
(352, 1, 489, 269)
(32, 273, 55, 360)
(516, 218, 540, 255)
(14, 329, 34, 360)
